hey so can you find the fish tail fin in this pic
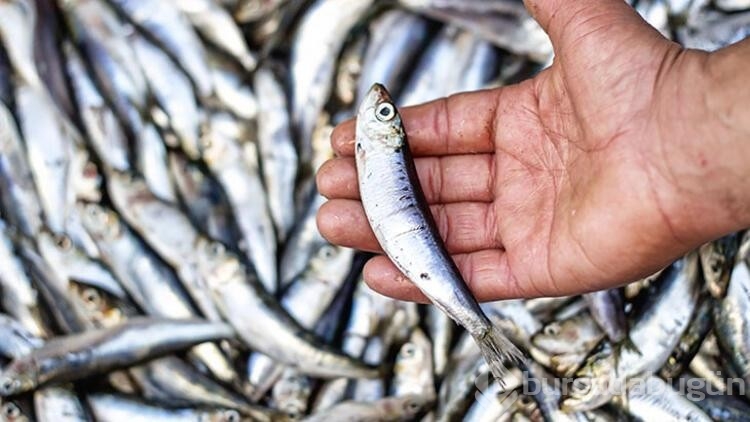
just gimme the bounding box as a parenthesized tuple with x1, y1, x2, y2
(472, 325, 525, 386)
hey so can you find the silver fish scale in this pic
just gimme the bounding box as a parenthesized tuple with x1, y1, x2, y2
(0, 0, 746, 420)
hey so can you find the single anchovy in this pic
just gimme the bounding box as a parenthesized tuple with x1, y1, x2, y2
(699, 232, 741, 298)
(0, 0, 41, 86)
(106, 0, 213, 99)
(208, 53, 258, 121)
(63, 42, 130, 172)
(397, 0, 553, 63)
(254, 67, 299, 240)
(86, 393, 280, 422)
(620, 376, 711, 422)
(279, 191, 327, 289)
(0, 103, 44, 238)
(34, 386, 88, 422)
(289, 0, 374, 164)
(713, 238, 750, 397)
(356, 10, 431, 105)
(194, 238, 379, 379)
(0, 222, 46, 338)
(303, 394, 432, 422)
(390, 328, 436, 398)
(168, 0, 257, 71)
(355, 83, 523, 382)
(659, 294, 714, 379)
(583, 289, 627, 343)
(14, 85, 76, 234)
(0, 314, 43, 359)
(136, 123, 177, 203)
(529, 311, 604, 378)
(130, 33, 203, 160)
(60, 0, 147, 139)
(201, 112, 277, 293)
(167, 151, 239, 247)
(0, 317, 235, 396)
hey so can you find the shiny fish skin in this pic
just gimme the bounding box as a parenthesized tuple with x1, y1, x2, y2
(33, 387, 88, 422)
(0, 314, 42, 359)
(107, 0, 214, 99)
(290, 0, 374, 163)
(15, 85, 75, 235)
(356, 10, 431, 104)
(255, 68, 299, 240)
(208, 53, 258, 121)
(136, 123, 177, 204)
(0, 0, 41, 87)
(168, 0, 257, 71)
(195, 238, 379, 379)
(63, 42, 130, 172)
(0, 222, 46, 338)
(582, 289, 627, 343)
(202, 112, 278, 293)
(562, 255, 701, 412)
(130, 33, 203, 160)
(699, 232, 741, 298)
(355, 84, 523, 382)
(106, 171, 222, 322)
(530, 311, 604, 378)
(279, 191, 328, 289)
(86, 393, 280, 422)
(0, 103, 44, 238)
(0, 318, 235, 396)
(302, 394, 432, 422)
(622, 376, 711, 422)
(398, 0, 553, 63)
(390, 328, 436, 398)
(659, 294, 714, 379)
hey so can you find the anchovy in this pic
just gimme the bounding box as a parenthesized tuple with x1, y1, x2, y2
(303, 394, 432, 422)
(194, 238, 379, 379)
(106, 0, 213, 99)
(583, 289, 627, 343)
(0, 318, 235, 396)
(168, 0, 257, 71)
(33, 387, 88, 422)
(659, 294, 715, 379)
(621, 376, 711, 421)
(208, 53, 258, 121)
(0, 0, 41, 86)
(255, 67, 299, 240)
(130, 33, 203, 160)
(0, 104, 44, 238)
(699, 232, 741, 298)
(290, 0, 374, 163)
(0, 314, 42, 359)
(391, 328, 436, 398)
(86, 393, 282, 422)
(355, 83, 523, 382)
(136, 123, 177, 203)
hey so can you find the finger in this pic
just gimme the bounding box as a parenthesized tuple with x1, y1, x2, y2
(316, 199, 502, 255)
(523, 0, 660, 51)
(331, 89, 501, 157)
(362, 250, 531, 303)
(316, 154, 495, 203)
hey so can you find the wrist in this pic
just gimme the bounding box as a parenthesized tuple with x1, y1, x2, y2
(651, 42, 750, 245)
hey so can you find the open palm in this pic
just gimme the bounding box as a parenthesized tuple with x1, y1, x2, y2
(316, 0, 731, 302)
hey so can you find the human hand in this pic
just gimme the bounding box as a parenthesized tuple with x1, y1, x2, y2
(316, 0, 750, 302)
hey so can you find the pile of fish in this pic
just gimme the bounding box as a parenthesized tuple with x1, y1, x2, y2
(0, 0, 749, 420)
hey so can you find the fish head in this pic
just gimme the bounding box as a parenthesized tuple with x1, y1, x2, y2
(391, 394, 433, 419)
(0, 360, 36, 397)
(531, 313, 603, 355)
(560, 343, 617, 412)
(0, 399, 30, 422)
(69, 280, 130, 328)
(78, 203, 122, 241)
(355, 83, 405, 156)
(201, 409, 241, 422)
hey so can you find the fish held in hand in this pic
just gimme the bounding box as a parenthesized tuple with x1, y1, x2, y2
(354, 83, 524, 382)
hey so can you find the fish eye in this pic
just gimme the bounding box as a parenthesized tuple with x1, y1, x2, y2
(405, 400, 421, 413)
(82, 288, 101, 307)
(2, 402, 20, 418)
(375, 103, 395, 122)
(400, 343, 416, 358)
(210, 243, 224, 256)
(319, 245, 336, 260)
(543, 323, 560, 336)
(223, 410, 240, 422)
(55, 234, 72, 250)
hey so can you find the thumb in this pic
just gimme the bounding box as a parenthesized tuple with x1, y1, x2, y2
(523, 0, 664, 53)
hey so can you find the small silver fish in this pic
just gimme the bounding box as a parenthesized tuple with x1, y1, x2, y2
(355, 84, 523, 382)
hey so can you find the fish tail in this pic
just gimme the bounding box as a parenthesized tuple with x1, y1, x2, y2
(472, 325, 525, 386)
